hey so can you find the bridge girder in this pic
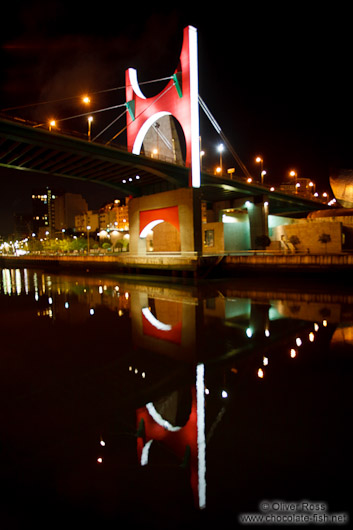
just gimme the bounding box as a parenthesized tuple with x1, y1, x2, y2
(0, 117, 329, 215)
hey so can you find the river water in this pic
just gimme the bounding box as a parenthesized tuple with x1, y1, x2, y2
(1, 267, 352, 528)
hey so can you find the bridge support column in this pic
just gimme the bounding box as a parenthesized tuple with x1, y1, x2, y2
(192, 188, 202, 255)
(129, 187, 203, 257)
(247, 195, 269, 249)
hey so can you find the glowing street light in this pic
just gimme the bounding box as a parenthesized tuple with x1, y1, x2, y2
(87, 225, 91, 253)
(82, 95, 91, 105)
(49, 120, 56, 131)
(200, 150, 205, 169)
(87, 116, 93, 141)
(218, 144, 224, 174)
(289, 170, 298, 192)
(309, 181, 316, 194)
(255, 156, 265, 184)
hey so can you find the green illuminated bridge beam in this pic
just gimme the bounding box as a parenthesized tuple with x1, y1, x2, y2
(0, 117, 329, 216)
(0, 117, 189, 196)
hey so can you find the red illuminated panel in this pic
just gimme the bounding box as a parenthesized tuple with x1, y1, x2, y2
(139, 205, 179, 236)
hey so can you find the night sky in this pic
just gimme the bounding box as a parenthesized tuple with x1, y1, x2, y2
(1, 2, 353, 235)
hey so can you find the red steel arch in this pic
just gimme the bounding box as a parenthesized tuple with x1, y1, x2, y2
(125, 25, 200, 188)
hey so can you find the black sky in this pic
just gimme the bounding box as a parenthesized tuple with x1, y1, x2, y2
(1, 2, 353, 235)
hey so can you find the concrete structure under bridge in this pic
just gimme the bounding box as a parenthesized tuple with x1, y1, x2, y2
(128, 187, 270, 256)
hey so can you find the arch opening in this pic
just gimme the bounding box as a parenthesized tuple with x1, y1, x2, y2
(146, 221, 181, 253)
(134, 114, 186, 165)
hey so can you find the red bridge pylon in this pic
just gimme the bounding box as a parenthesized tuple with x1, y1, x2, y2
(125, 25, 201, 188)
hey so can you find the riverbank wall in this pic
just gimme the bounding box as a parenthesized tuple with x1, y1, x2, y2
(1, 252, 353, 279)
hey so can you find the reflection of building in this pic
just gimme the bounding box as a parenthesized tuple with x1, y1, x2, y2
(130, 290, 196, 362)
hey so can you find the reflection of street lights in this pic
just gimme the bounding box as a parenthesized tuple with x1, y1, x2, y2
(87, 116, 93, 141)
(87, 225, 91, 253)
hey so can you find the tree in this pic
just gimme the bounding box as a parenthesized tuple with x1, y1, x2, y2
(289, 235, 301, 251)
(318, 233, 331, 253)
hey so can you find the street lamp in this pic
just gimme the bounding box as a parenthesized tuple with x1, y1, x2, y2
(87, 116, 93, 141)
(200, 150, 205, 170)
(289, 170, 298, 192)
(255, 156, 264, 184)
(309, 181, 316, 194)
(218, 144, 224, 175)
(87, 225, 91, 253)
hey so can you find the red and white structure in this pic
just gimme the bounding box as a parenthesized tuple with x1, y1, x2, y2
(125, 25, 201, 189)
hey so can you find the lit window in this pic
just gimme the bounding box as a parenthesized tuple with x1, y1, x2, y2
(204, 229, 214, 247)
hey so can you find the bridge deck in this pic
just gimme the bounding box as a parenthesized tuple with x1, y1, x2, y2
(0, 116, 329, 215)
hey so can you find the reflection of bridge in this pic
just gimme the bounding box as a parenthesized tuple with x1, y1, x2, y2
(0, 115, 327, 216)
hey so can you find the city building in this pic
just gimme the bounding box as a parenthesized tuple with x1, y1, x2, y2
(32, 188, 57, 238)
(54, 192, 88, 232)
(278, 177, 317, 198)
(99, 199, 129, 231)
(13, 213, 33, 239)
(32, 188, 88, 238)
(75, 210, 99, 233)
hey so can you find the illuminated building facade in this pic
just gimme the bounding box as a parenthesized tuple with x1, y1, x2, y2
(99, 199, 129, 231)
(75, 210, 99, 232)
(32, 188, 56, 237)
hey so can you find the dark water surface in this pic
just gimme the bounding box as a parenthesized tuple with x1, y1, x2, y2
(1, 267, 352, 528)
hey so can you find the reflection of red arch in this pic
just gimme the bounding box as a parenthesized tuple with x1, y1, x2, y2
(136, 387, 198, 505)
(139, 206, 179, 238)
(142, 308, 182, 345)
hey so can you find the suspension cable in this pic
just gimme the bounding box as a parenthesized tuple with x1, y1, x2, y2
(1, 76, 174, 112)
(92, 108, 127, 142)
(105, 82, 176, 145)
(54, 103, 127, 124)
(198, 95, 252, 180)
